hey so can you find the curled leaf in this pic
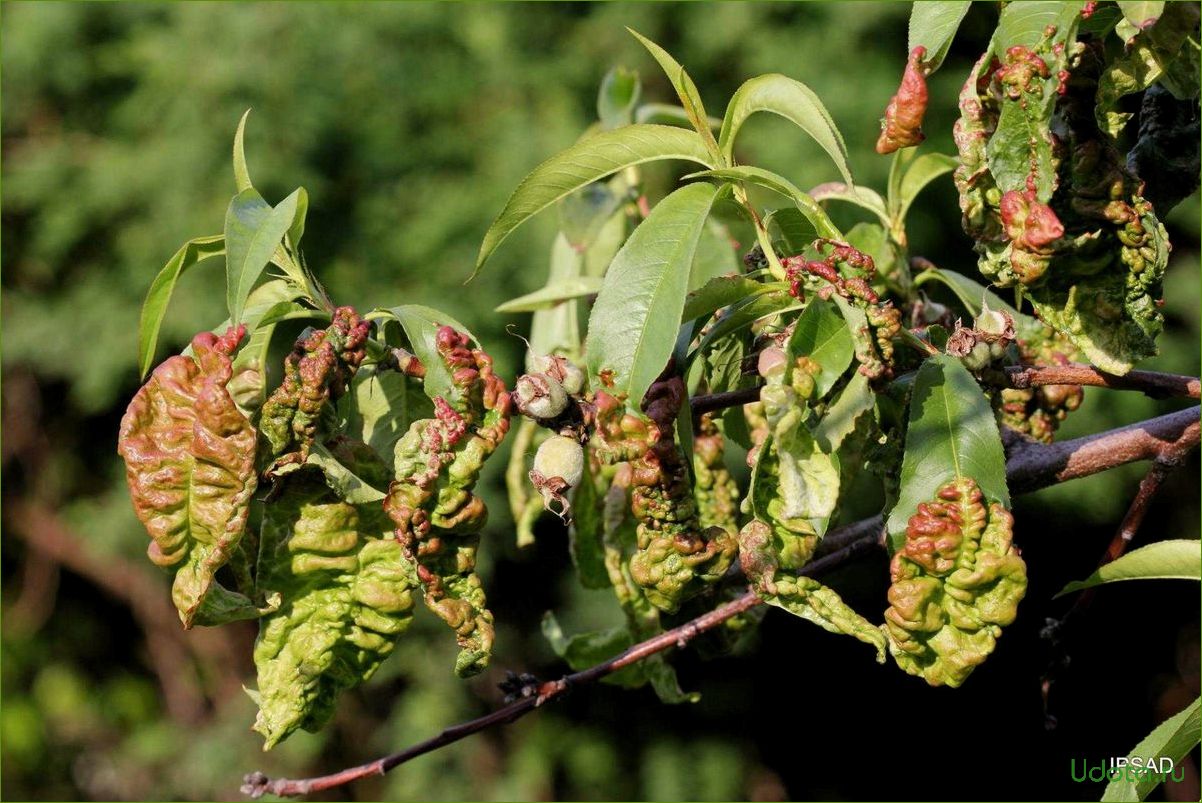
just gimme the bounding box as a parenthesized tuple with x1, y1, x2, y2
(384, 327, 511, 676)
(118, 326, 258, 628)
(253, 472, 416, 748)
(876, 46, 931, 154)
(883, 477, 1027, 687)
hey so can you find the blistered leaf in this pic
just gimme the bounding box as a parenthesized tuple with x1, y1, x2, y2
(118, 326, 258, 627)
(385, 327, 511, 676)
(719, 73, 854, 185)
(587, 182, 720, 406)
(884, 477, 1026, 687)
(475, 125, 713, 275)
(876, 46, 931, 155)
(886, 355, 1009, 553)
(253, 472, 416, 748)
(997, 1, 1083, 49)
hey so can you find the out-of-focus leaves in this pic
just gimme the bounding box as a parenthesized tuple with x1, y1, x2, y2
(495, 277, 604, 313)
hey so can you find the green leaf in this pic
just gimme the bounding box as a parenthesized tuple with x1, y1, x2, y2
(1116, 1, 1166, 30)
(559, 178, 625, 250)
(690, 218, 740, 290)
(137, 234, 225, 378)
(997, 1, 1083, 48)
(682, 275, 777, 323)
(626, 29, 721, 157)
(885, 355, 1010, 552)
(569, 456, 611, 589)
(813, 371, 875, 452)
(530, 234, 585, 363)
(787, 299, 855, 399)
(598, 67, 642, 129)
(586, 182, 720, 405)
(908, 1, 973, 72)
(687, 166, 842, 239)
(765, 206, 819, 254)
(1097, 2, 1195, 137)
(1056, 540, 1201, 598)
(341, 369, 433, 458)
(1102, 696, 1201, 802)
(286, 187, 309, 249)
(224, 188, 304, 324)
(475, 125, 713, 276)
(891, 152, 958, 225)
(718, 74, 854, 185)
(233, 109, 254, 193)
(495, 277, 604, 313)
(693, 289, 801, 359)
(253, 475, 415, 748)
(377, 305, 476, 402)
(913, 267, 1039, 331)
(810, 182, 892, 230)
(541, 612, 648, 688)
(305, 441, 387, 504)
(635, 103, 723, 130)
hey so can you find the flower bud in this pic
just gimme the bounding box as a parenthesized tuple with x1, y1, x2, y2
(961, 340, 994, 372)
(515, 373, 568, 420)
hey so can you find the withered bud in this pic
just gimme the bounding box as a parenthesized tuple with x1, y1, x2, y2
(515, 373, 569, 421)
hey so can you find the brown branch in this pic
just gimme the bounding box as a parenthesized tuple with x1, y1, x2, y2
(243, 404, 1200, 798)
(1039, 414, 1200, 727)
(688, 365, 1200, 419)
(995, 363, 1200, 400)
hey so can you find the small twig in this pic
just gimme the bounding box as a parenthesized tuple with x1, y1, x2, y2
(690, 385, 763, 417)
(994, 363, 1200, 400)
(1039, 416, 1201, 727)
(243, 404, 1200, 798)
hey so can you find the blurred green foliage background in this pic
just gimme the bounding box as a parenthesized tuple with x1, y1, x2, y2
(2, 3, 1198, 800)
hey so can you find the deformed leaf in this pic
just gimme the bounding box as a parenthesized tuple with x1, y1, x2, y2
(884, 477, 1027, 687)
(814, 371, 875, 452)
(118, 326, 258, 628)
(885, 355, 1009, 553)
(1056, 539, 1201, 597)
(253, 472, 416, 748)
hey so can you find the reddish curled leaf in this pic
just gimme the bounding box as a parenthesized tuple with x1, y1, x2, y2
(385, 326, 511, 677)
(999, 189, 1064, 251)
(883, 477, 1027, 687)
(117, 326, 258, 627)
(259, 307, 370, 477)
(876, 46, 931, 154)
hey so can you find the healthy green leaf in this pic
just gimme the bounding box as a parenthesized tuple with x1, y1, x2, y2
(233, 109, 254, 193)
(495, 277, 604, 313)
(475, 124, 713, 275)
(885, 355, 1010, 552)
(342, 369, 433, 457)
(1056, 540, 1201, 598)
(224, 188, 304, 324)
(719, 74, 854, 185)
(892, 152, 958, 225)
(597, 66, 642, 129)
(810, 182, 892, 229)
(693, 289, 801, 359)
(913, 267, 1038, 330)
(626, 28, 721, 157)
(690, 217, 740, 290)
(306, 441, 388, 504)
(765, 206, 819, 253)
(137, 234, 225, 378)
(908, 1, 973, 72)
(687, 166, 842, 239)
(787, 298, 855, 399)
(682, 275, 778, 323)
(587, 182, 720, 405)
(377, 305, 476, 402)
(1102, 696, 1201, 802)
(541, 612, 650, 688)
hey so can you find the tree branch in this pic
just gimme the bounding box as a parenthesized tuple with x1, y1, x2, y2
(689, 365, 1200, 418)
(243, 404, 1199, 798)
